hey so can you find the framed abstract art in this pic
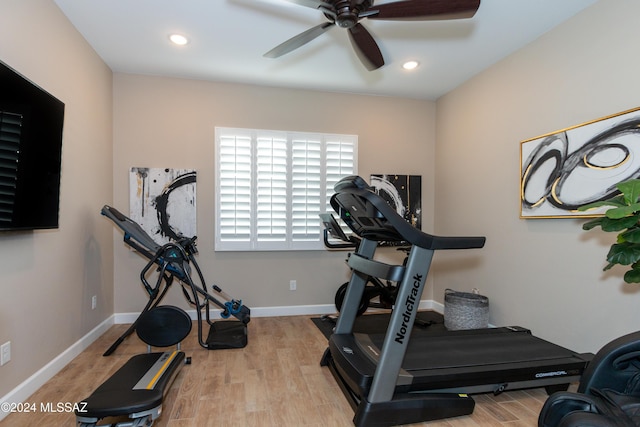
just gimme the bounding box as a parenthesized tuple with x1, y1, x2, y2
(370, 174, 422, 229)
(520, 107, 640, 218)
(129, 167, 197, 244)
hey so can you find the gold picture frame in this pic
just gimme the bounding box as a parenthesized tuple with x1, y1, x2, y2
(520, 107, 640, 218)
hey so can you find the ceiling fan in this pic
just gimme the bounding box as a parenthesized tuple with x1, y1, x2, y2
(263, 0, 481, 71)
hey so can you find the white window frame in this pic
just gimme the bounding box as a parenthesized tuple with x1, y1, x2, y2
(215, 127, 358, 251)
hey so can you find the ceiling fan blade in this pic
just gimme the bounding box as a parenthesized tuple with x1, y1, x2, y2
(348, 23, 384, 71)
(264, 22, 334, 58)
(281, 0, 333, 10)
(367, 0, 481, 21)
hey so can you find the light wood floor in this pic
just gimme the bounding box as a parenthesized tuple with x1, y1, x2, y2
(0, 315, 563, 427)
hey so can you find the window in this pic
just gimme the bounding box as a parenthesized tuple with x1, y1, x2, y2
(215, 127, 357, 251)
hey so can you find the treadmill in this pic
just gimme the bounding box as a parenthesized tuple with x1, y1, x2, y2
(320, 175, 592, 427)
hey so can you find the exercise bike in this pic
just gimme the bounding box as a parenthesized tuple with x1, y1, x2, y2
(321, 213, 422, 319)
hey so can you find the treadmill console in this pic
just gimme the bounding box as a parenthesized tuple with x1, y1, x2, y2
(330, 176, 486, 250)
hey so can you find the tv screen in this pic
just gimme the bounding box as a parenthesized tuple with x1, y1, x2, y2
(0, 60, 64, 231)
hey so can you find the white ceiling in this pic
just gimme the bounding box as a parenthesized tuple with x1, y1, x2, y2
(53, 0, 597, 100)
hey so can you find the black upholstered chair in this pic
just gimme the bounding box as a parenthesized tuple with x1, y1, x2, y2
(539, 331, 640, 427)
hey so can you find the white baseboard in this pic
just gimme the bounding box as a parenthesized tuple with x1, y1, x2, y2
(0, 316, 114, 422)
(1, 299, 441, 421)
(114, 299, 442, 323)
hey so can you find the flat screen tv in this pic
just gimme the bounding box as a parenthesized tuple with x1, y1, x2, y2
(0, 60, 64, 231)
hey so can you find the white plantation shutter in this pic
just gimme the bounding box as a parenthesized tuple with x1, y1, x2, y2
(256, 134, 288, 244)
(292, 136, 321, 242)
(215, 128, 357, 251)
(325, 138, 355, 212)
(218, 134, 252, 246)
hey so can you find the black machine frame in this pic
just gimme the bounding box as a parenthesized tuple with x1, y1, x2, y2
(320, 212, 410, 316)
(101, 205, 250, 356)
(320, 176, 592, 427)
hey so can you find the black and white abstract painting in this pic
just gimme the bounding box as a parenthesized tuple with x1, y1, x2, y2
(520, 107, 640, 218)
(130, 167, 197, 244)
(370, 174, 422, 229)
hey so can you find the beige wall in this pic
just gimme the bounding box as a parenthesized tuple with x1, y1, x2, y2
(112, 75, 437, 314)
(0, 0, 113, 398)
(5, 0, 635, 407)
(434, 0, 637, 354)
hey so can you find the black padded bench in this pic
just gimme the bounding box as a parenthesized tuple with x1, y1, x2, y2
(76, 350, 186, 427)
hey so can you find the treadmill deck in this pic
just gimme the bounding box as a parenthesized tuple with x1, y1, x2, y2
(329, 327, 592, 395)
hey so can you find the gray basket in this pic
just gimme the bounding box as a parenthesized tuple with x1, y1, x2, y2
(444, 288, 489, 330)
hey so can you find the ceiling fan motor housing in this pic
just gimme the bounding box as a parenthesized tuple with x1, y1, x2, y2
(331, 0, 373, 28)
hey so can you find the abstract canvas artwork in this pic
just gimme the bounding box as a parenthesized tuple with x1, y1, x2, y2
(370, 174, 422, 229)
(520, 107, 640, 218)
(130, 167, 197, 244)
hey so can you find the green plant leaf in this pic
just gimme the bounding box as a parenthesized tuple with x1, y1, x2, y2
(580, 179, 640, 282)
(578, 195, 626, 211)
(624, 267, 640, 283)
(621, 226, 640, 243)
(605, 203, 640, 219)
(582, 217, 604, 230)
(601, 215, 640, 232)
(606, 242, 640, 266)
(617, 179, 640, 205)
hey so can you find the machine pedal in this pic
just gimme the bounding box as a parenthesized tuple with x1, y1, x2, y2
(205, 321, 248, 349)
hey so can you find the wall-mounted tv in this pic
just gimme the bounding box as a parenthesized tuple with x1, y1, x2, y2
(0, 60, 64, 231)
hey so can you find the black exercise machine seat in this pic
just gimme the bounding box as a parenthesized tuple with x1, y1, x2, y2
(321, 176, 592, 427)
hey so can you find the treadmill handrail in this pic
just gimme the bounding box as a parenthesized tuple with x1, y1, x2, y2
(319, 212, 360, 250)
(331, 176, 486, 250)
(347, 253, 405, 283)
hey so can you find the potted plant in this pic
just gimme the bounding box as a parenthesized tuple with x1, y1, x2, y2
(579, 179, 640, 283)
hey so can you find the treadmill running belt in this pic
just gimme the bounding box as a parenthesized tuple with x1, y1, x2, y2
(362, 328, 577, 371)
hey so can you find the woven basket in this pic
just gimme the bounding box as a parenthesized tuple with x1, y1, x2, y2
(444, 288, 489, 330)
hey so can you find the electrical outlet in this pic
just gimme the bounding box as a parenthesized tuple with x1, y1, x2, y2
(1, 341, 11, 366)
(91, 295, 97, 310)
(289, 280, 297, 291)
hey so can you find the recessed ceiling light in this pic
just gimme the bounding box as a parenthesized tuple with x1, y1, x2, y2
(402, 60, 419, 70)
(169, 34, 189, 46)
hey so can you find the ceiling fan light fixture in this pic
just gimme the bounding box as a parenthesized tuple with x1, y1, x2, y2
(169, 34, 189, 46)
(402, 60, 419, 70)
